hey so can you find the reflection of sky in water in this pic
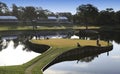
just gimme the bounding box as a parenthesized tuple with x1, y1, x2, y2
(0, 40, 40, 66)
(44, 41, 120, 74)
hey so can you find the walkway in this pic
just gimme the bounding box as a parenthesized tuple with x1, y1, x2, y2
(25, 47, 67, 74)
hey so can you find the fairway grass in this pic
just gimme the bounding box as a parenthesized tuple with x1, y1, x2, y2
(0, 39, 110, 74)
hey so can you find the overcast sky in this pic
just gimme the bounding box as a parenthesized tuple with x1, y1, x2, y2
(1, 0, 120, 14)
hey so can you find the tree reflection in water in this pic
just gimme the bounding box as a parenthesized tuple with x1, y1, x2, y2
(78, 56, 97, 63)
(0, 39, 9, 51)
(0, 36, 41, 66)
(43, 45, 113, 71)
(0, 35, 32, 52)
(100, 31, 120, 44)
(0, 34, 50, 53)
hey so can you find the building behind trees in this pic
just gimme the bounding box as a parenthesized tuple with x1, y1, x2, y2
(0, 1, 120, 27)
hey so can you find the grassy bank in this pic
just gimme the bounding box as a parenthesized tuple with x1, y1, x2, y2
(0, 39, 110, 74)
(0, 25, 120, 31)
(0, 26, 100, 31)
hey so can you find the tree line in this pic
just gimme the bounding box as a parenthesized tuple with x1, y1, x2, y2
(0, 2, 72, 22)
(74, 4, 120, 27)
(0, 1, 120, 26)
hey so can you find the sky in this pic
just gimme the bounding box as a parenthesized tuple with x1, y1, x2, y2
(0, 0, 120, 14)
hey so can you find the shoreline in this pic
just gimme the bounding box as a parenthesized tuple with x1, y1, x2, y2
(0, 39, 113, 74)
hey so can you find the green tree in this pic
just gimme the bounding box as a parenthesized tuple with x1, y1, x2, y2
(12, 4, 19, 18)
(76, 4, 98, 29)
(17, 6, 25, 20)
(24, 6, 37, 30)
(97, 8, 115, 26)
(43, 9, 55, 16)
(58, 12, 73, 22)
(36, 7, 47, 19)
(24, 6, 36, 21)
(0, 1, 9, 15)
(115, 11, 120, 25)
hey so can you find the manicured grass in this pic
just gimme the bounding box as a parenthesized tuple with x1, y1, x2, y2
(1, 25, 120, 31)
(31, 39, 108, 48)
(27, 39, 108, 74)
(0, 39, 110, 74)
(0, 26, 33, 31)
(72, 26, 100, 29)
(0, 26, 100, 31)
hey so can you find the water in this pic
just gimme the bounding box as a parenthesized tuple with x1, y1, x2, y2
(0, 30, 120, 74)
(0, 40, 40, 66)
(0, 33, 67, 66)
(32, 35, 67, 39)
(44, 41, 120, 74)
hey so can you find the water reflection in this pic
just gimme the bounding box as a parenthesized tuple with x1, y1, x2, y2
(0, 40, 40, 66)
(44, 41, 120, 74)
(100, 31, 120, 44)
(76, 30, 120, 44)
(0, 30, 120, 73)
(0, 33, 49, 66)
(43, 44, 112, 71)
(0, 33, 52, 66)
(0, 36, 28, 51)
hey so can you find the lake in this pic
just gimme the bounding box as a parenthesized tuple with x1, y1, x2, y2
(0, 30, 68, 66)
(0, 32, 67, 66)
(44, 31, 120, 74)
(0, 30, 120, 74)
(0, 37, 40, 66)
(44, 41, 120, 74)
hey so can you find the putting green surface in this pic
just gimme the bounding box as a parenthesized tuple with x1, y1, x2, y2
(31, 39, 108, 48)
